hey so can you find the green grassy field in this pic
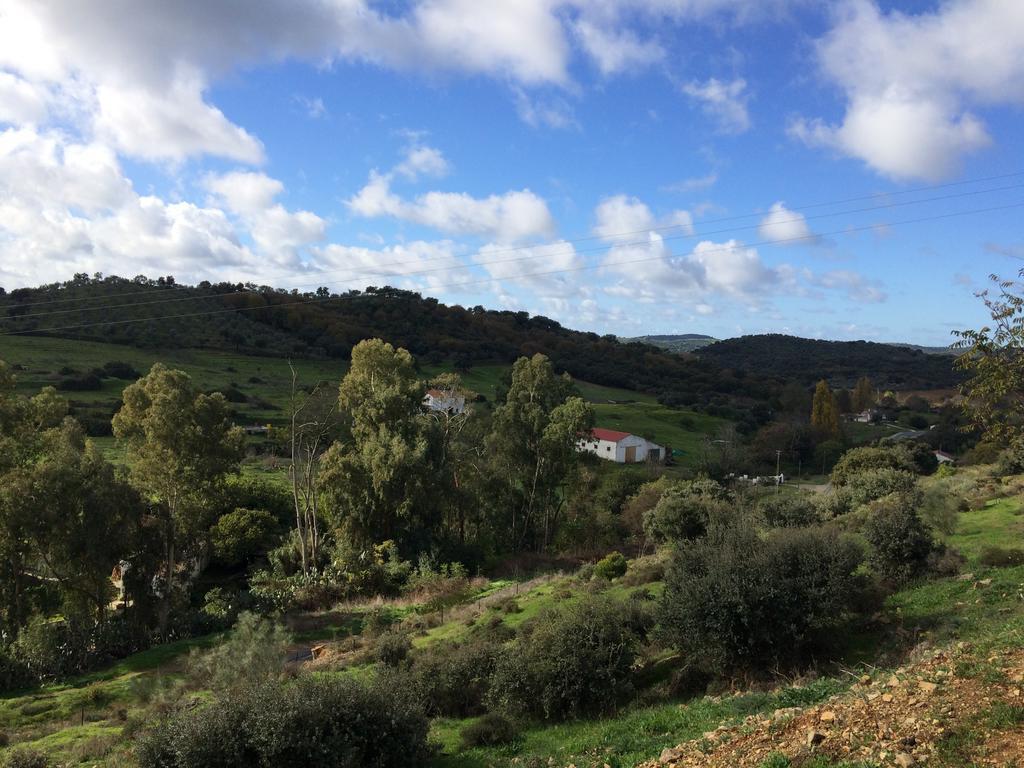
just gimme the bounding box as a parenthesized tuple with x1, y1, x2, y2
(0, 334, 346, 426)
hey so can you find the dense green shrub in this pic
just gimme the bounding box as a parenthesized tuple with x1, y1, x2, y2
(621, 555, 665, 586)
(643, 479, 730, 543)
(0, 646, 37, 691)
(373, 631, 412, 667)
(11, 617, 92, 681)
(407, 638, 500, 717)
(862, 497, 936, 584)
(136, 675, 430, 768)
(658, 521, 864, 674)
(819, 468, 919, 518)
(460, 713, 519, 748)
(757, 494, 820, 528)
(210, 508, 280, 566)
(487, 597, 639, 721)
(978, 545, 1024, 567)
(844, 469, 918, 507)
(2, 748, 49, 768)
(830, 445, 922, 486)
(594, 551, 628, 580)
(102, 361, 141, 380)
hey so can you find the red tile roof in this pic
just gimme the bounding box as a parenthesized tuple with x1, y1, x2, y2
(589, 427, 632, 442)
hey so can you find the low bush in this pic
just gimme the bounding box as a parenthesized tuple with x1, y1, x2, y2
(830, 444, 929, 486)
(0, 645, 37, 690)
(643, 479, 731, 543)
(594, 551, 628, 580)
(863, 496, 937, 584)
(487, 596, 639, 721)
(928, 547, 966, 577)
(757, 494, 820, 528)
(658, 520, 864, 675)
(136, 675, 430, 768)
(2, 749, 49, 768)
(408, 639, 500, 717)
(460, 713, 519, 748)
(102, 361, 141, 380)
(491, 596, 522, 614)
(374, 631, 412, 667)
(188, 612, 290, 693)
(56, 373, 102, 391)
(621, 556, 665, 586)
(979, 545, 1024, 567)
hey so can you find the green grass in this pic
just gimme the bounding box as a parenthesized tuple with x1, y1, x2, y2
(590, 401, 725, 465)
(0, 333, 346, 427)
(946, 496, 1024, 564)
(432, 677, 847, 768)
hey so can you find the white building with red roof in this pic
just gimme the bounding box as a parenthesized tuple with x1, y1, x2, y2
(577, 427, 665, 464)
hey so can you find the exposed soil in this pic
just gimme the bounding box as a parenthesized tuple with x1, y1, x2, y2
(638, 644, 1024, 767)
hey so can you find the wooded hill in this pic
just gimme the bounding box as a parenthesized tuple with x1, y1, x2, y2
(619, 334, 718, 354)
(0, 275, 765, 413)
(697, 333, 963, 390)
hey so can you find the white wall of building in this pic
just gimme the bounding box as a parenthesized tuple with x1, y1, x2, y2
(577, 434, 665, 463)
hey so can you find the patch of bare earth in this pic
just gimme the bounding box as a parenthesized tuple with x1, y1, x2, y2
(639, 644, 1024, 767)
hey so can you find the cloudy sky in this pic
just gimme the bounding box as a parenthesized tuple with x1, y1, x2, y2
(1, 0, 1023, 344)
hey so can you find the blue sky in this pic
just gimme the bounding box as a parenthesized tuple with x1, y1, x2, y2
(1, 1, 1023, 345)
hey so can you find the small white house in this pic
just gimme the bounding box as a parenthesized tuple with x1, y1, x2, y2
(423, 388, 466, 415)
(934, 450, 956, 465)
(577, 427, 665, 464)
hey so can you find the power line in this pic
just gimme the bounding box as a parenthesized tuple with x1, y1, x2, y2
(7, 180, 1024, 322)
(5, 168, 1023, 311)
(3, 198, 1020, 338)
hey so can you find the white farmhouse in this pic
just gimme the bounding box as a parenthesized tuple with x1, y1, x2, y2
(423, 388, 466, 415)
(577, 427, 665, 464)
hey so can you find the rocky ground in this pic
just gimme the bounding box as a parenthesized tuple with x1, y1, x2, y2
(639, 644, 1024, 767)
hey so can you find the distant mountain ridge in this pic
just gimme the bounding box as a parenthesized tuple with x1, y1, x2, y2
(626, 333, 956, 358)
(696, 333, 962, 390)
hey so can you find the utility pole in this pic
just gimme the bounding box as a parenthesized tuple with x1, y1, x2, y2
(775, 449, 782, 494)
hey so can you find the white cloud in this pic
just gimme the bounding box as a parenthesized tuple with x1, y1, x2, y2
(513, 88, 578, 130)
(663, 172, 718, 193)
(348, 149, 554, 242)
(811, 269, 887, 303)
(795, 0, 1024, 180)
(593, 195, 693, 244)
(0, 127, 329, 288)
(295, 95, 326, 119)
(395, 145, 450, 180)
(757, 201, 816, 245)
(681, 77, 750, 134)
(311, 239, 471, 294)
(93, 78, 265, 164)
(0, 72, 48, 124)
(203, 170, 325, 263)
(572, 19, 664, 75)
(475, 239, 583, 295)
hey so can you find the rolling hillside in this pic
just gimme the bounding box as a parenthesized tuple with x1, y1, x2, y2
(0, 276, 769, 415)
